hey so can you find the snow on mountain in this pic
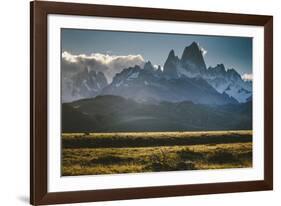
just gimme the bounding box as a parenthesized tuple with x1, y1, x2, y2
(62, 42, 252, 104)
(101, 61, 238, 105)
(204, 65, 252, 103)
(161, 42, 252, 103)
(62, 67, 108, 102)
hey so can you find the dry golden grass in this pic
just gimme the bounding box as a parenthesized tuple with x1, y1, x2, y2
(62, 130, 252, 149)
(63, 130, 252, 139)
(62, 131, 252, 176)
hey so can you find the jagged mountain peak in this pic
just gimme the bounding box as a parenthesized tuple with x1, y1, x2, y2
(226, 68, 242, 81)
(180, 42, 207, 73)
(168, 49, 176, 58)
(207, 64, 227, 76)
(227, 68, 240, 76)
(181, 42, 201, 58)
(165, 49, 179, 63)
(163, 49, 180, 78)
(215, 64, 226, 72)
(62, 42, 252, 104)
(204, 64, 252, 102)
(143, 61, 154, 71)
(190, 41, 200, 48)
(62, 68, 108, 103)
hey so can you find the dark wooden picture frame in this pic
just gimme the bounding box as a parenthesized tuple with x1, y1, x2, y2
(30, 1, 273, 205)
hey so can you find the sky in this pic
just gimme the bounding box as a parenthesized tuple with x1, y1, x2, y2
(61, 28, 252, 79)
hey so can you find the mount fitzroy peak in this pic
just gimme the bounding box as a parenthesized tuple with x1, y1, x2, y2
(100, 42, 252, 105)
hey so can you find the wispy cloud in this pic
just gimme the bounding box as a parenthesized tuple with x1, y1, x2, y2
(196, 43, 207, 56)
(242, 73, 253, 81)
(200, 47, 207, 56)
(153, 64, 163, 71)
(62, 51, 145, 82)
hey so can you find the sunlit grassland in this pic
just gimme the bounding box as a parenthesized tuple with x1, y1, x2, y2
(62, 130, 252, 176)
(62, 130, 252, 139)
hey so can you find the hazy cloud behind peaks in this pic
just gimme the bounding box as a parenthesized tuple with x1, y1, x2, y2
(62, 51, 145, 82)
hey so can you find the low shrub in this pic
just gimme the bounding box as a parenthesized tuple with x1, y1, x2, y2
(177, 148, 204, 161)
(147, 149, 196, 171)
(79, 155, 134, 167)
(207, 150, 238, 164)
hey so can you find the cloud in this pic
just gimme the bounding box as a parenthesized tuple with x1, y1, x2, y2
(242, 73, 253, 81)
(199, 46, 207, 56)
(62, 51, 145, 82)
(153, 64, 163, 71)
(196, 43, 207, 56)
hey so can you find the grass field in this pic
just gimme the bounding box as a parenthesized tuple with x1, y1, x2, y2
(62, 130, 252, 176)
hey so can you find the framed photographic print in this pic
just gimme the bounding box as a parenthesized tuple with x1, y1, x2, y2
(30, 1, 273, 205)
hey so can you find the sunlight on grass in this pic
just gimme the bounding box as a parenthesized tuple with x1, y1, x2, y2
(62, 131, 252, 176)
